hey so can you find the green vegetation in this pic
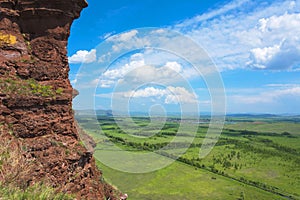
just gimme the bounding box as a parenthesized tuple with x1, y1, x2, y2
(0, 184, 73, 200)
(19, 57, 36, 64)
(225, 121, 300, 135)
(0, 77, 63, 98)
(22, 33, 32, 51)
(0, 137, 73, 200)
(96, 160, 283, 200)
(77, 116, 300, 199)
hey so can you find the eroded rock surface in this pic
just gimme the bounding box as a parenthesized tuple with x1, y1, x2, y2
(0, 1, 115, 199)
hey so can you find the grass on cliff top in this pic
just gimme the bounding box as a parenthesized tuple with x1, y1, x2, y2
(0, 77, 63, 98)
(0, 184, 74, 200)
(0, 130, 73, 200)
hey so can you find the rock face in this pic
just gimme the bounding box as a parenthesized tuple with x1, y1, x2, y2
(0, 0, 115, 199)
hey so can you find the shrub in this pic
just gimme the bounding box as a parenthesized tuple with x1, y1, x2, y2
(0, 77, 64, 98)
(0, 136, 73, 200)
(0, 139, 33, 188)
(0, 183, 74, 200)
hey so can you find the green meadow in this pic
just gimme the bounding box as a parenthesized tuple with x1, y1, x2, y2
(77, 115, 300, 199)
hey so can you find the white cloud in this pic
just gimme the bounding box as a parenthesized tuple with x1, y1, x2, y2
(117, 86, 198, 104)
(107, 30, 138, 42)
(247, 13, 300, 69)
(265, 83, 300, 88)
(174, 0, 300, 71)
(175, 0, 250, 30)
(98, 79, 115, 88)
(91, 78, 100, 86)
(74, 78, 101, 89)
(71, 79, 77, 84)
(248, 44, 281, 69)
(150, 29, 166, 34)
(124, 87, 165, 98)
(100, 32, 115, 40)
(68, 49, 97, 64)
(165, 86, 198, 104)
(98, 53, 193, 88)
(231, 86, 300, 104)
(164, 62, 182, 73)
(106, 30, 151, 52)
(99, 53, 145, 87)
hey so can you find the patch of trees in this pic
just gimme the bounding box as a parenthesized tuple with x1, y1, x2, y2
(97, 117, 115, 122)
(212, 137, 300, 163)
(104, 133, 193, 151)
(101, 132, 296, 199)
(101, 126, 118, 130)
(280, 132, 296, 138)
(211, 151, 242, 170)
(171, 153, 292, 199)
(162, 123, 179, 130)
(222, 128, 293, 137)
(244, 137, 300, 159)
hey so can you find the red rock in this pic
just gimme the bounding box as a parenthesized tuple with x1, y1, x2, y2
(0, 0, 117, 199)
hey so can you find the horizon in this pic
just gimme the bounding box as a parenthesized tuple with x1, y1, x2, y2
(74, 109, 300, 117)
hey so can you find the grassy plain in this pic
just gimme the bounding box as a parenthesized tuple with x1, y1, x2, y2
(77, 115, 300, 199)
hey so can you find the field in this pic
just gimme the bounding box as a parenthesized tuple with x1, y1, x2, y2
(76, 114, 300, 200)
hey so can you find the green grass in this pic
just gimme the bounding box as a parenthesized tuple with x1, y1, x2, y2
(0, 77, 63, 98)
(257, 135, 300, 149)
(97, 160, 284, 200)
(78, 116, 300, 199)
(0, 183, 74, 200)
(179, 145, 300, 197)
(225, 122, 300, 135)
(0, 136, 73, 200)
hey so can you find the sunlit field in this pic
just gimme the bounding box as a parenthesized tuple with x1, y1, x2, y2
(77, 115, 300, 199)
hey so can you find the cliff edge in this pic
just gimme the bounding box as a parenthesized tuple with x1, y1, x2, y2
(0, 0, 114, 199)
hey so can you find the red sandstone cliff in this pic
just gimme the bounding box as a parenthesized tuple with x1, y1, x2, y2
(0, 0, 115, 199)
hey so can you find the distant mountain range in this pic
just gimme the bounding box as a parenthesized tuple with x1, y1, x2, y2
(75, 110, 300, 117)
(75, 109, 113, 116)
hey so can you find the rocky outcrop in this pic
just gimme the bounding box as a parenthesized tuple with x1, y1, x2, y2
(0, 0, 115, 199)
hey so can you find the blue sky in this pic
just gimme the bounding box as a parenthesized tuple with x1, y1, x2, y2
(68, 0, 300, 114)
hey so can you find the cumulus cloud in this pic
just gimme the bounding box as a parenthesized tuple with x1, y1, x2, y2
(165, 86, 198, 104)
(124, 87, 165, 98)
(70, 1, 300, 71)
(98, 53, 193, 88)
(68, 49, 97, 64)
(164, 62, 182, 73)
(98, 53, 145, 87)
(248, 44, 281, 69)
(121, 86, 198, 104)
(246, 12, 300, 69)
(175, 0, 300, 71)
(248, 40, 300, 70)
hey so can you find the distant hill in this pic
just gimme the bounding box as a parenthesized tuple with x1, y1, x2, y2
(226, 113, 279, 118)
(75, 109, 113, 116)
